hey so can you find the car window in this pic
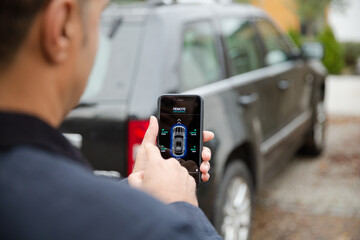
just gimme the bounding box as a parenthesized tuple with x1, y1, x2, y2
(180, 21, 221, 91)
(80, 19, 143, 103)
(221, 18, 262, 76)
(256, 19, 292, 66)
(81, 33, 111, 101)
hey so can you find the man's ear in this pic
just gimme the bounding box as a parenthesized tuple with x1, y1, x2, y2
(41, 0, 79, 64)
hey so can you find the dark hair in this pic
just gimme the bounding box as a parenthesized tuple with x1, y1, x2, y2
(0, 0, 51, 68)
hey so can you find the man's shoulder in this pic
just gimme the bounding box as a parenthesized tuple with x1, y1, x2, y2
(0, 145, 94, 185)
(0, 146, 193, 239)
(0, 145, 82, 167)
(0, 145, 158, 210)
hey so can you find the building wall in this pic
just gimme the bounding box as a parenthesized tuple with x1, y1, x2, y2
(250, 0, 300, 32)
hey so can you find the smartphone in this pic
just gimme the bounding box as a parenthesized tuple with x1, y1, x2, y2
(157, 95, 204, 186)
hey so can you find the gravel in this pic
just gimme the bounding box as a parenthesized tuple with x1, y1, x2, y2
(252, 117, 360, 240)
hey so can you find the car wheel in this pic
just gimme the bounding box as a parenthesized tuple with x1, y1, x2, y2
(214, 161, 254, 240)
(302, 100, 327, 156)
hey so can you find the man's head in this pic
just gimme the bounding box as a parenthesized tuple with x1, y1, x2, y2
(0, 0, 109, 126)
(0, 0, 48, 69)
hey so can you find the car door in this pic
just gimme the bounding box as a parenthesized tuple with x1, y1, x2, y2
(220, 17, 280, 145)
(255, 18, 304, 131)
(254, 18, 310, 177)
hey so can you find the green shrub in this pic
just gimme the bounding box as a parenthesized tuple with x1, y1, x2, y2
(342, 42, 360, 67)
(317, 26, 344, 74)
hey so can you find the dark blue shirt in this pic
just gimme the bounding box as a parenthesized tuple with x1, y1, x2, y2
(0, 112, 222, 240)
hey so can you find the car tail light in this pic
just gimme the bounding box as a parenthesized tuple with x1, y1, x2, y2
(127, 120, 150, 176)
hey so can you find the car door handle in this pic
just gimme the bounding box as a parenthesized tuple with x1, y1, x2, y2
(278, 80, 290, 90)
(238, 93, 258, 107)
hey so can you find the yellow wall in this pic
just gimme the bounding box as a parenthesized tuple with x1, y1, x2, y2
(250, 0, 300, 32)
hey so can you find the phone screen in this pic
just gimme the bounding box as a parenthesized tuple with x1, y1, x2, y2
(158, 95, 203, 185)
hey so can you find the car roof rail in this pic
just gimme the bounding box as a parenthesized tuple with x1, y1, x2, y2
(147, 0, 233, 5)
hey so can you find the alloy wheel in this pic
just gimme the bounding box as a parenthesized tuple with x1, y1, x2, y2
(221, 177, 252, 240)
(314, 101, 326, 149)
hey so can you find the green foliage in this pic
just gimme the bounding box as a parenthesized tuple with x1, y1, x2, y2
(342, 42, 360, 68)
(294, 0, 330, 21)
(317, 26, 344, 74)
(293, 0, 346, 36)
(288, 29, 302, 48)
(294, 0, 346, 21)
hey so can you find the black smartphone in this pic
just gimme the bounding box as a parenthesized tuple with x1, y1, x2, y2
(157, 95, 204, 186)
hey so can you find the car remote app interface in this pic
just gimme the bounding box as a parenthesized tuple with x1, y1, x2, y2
(158, 96, 202, 177)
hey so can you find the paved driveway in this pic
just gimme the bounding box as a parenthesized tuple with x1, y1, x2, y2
(252, 75, 360, 240)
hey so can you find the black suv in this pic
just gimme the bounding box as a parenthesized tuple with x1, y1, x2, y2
(61, 1, 327, 239)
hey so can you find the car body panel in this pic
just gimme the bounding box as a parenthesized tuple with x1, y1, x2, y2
(61, 104, 128, 177)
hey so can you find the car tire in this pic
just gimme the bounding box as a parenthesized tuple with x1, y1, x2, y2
(301, 98, 327, 156)
(214, 161, 254, 240)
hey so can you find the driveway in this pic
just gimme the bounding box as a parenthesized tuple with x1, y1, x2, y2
(252, 75, 360, 240)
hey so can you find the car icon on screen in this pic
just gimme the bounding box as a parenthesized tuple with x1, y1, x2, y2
(172, 126, 186, 157)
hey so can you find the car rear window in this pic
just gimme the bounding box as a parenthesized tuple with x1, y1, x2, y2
(80, 18, 143, 103)
(180, 21, 222, 91)
(221, 18, 262, 76)
(255, 19, 292, 66)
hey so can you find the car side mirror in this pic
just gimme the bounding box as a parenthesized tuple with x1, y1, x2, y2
(301, 42, 324, 60)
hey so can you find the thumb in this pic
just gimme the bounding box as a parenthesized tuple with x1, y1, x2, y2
(142, 116, 158, 146)
(145, 143, 163, 162)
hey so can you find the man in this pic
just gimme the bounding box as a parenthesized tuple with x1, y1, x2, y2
(0, 0, 221, 239)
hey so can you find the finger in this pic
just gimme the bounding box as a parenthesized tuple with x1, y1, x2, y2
(145, 143, 163, 162)
(200, 161, 210, 174)
(180, 159, 198, 172)
(202, 173, 210, 182)
(142, 116, 159, 146)
(187, 174, 197, 189)
(128, 171, 144, 189)
(201, 147, 211, 162)
(203, 131, 214, 143)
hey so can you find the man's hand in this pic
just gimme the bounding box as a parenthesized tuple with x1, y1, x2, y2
(129, 143, 198, 206)
(129, 116, 215, 205)
(132, 116, 214, 181)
